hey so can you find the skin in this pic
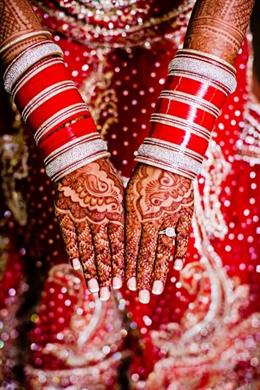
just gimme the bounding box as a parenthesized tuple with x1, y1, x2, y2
(125, 165, 194, 301)
(0, 0, 255, 303)
(54, 158, 124, 301)
(125, 0, 254, 303)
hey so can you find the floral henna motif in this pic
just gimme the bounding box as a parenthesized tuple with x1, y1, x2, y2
(125, 164, 194, 302)
(55, 158, 124, 297)
(56, 159, 123, 224)
(134, 166, 193, 222)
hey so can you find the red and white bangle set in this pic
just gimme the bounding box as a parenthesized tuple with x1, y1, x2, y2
(135, 49, 237, 180)
(2, 34, 109, 181)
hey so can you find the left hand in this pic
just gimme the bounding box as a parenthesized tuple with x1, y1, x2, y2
(54, 158, 124, 301)
(125, 163, 194, 303)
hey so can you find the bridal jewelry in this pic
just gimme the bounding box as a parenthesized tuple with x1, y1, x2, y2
(159, 227, 176, 238)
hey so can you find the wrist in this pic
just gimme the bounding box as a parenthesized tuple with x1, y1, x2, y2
(135, 48, 237, 180)
(1, 33, 109, 182)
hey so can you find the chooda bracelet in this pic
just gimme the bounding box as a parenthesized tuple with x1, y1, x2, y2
(2, 35, 109, 181)
(135, 49, 237, 180)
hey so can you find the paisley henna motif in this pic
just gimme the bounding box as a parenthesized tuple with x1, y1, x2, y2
(185, 0, 254, 63)
(55, 158, 124, 298)
(125, 164, 194, 302)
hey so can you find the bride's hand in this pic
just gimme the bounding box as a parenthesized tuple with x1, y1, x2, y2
(125, 163, 194, 303)
(54, 158, 124, 301)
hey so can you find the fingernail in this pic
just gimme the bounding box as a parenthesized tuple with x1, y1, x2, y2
(139, 289, 150, 304)
(100, 287, 110, 301)
(72, 258, 81, 270)
(88, 278, 99, 293)
(112, 277, 122, 290)
(127, 277, 137, 291)
(152, 280, 164, 295)
(174, 258, 184, 271)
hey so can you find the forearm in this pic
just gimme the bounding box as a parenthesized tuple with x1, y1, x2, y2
(135, 0, 254, 180)
(0, 0, 109, 182)
(184, 0, 254, 64)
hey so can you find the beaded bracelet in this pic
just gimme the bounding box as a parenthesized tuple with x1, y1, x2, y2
(135, 49, 237, 180)
(1, 37, 109, 181)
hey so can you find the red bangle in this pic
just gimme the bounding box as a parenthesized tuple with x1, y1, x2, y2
(14, 58, 69, 106)
(26, 87, 85, 129)
(135, 49, 237, 180)
(39, 116, 96, 156)
(164, 76, 227, 109)
(6, 38, 108, 182)
(150, 123, 209, 156)
(154, 98, 216, 131)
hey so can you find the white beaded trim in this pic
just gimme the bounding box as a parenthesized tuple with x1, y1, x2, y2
(135, 156, 197, 180)
(135, 139, 202, 179)
(44, 133, 100, 164)
(4, 42, 63, 93)
(12, 58, 64, 100)
(45, 138, 110, 181)
(51, 151, 111, 182)
(145, 137, 204, 161)
(178, 49, 236, 72)
(168, 52, 237, 94)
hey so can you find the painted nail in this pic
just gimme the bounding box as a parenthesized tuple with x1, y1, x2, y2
(72, 258, 81, 270)
(88, 278, 99, 293)
(112, 277, 122, 290)
(139, 289, 150, 304)
(100, 287, 110, 301)
(127, 277, 137, 291)
(174, 258, 184, 271)
(152, 280, 164, 295)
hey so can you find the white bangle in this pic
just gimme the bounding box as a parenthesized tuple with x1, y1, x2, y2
(168, 49, 237, 94)
(135, 137, 203, 180)
(45, 134, 110, 182)
(3, 41, 63, 94)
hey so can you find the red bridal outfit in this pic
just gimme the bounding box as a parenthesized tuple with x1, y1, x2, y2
(0, 0, 259, 389)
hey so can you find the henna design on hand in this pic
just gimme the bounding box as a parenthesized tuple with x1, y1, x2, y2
(185, 0, 254, 64)
(55, 158, 124, 300)
(125, 164, 194, 303)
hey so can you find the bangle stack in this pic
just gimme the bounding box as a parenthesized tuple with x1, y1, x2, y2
(0, 30, 52, 67)
(135, 49, 237, 180)
(2, 35, 109, 182)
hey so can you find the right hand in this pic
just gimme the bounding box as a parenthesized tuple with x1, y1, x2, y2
(54, 158, 124, 301)
(125, 164, 194, 303)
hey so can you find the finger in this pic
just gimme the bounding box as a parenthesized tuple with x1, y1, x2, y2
(55, 212, 81, 272)
(137, 222, 159, 304)
(91, 223, 112, 301)
(152, 228, 176, 296)
(108, 222, 124, 290)
(76, 220, 99, 293)
(125, 209, 142, 291)
(173, 212, 192, 271)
